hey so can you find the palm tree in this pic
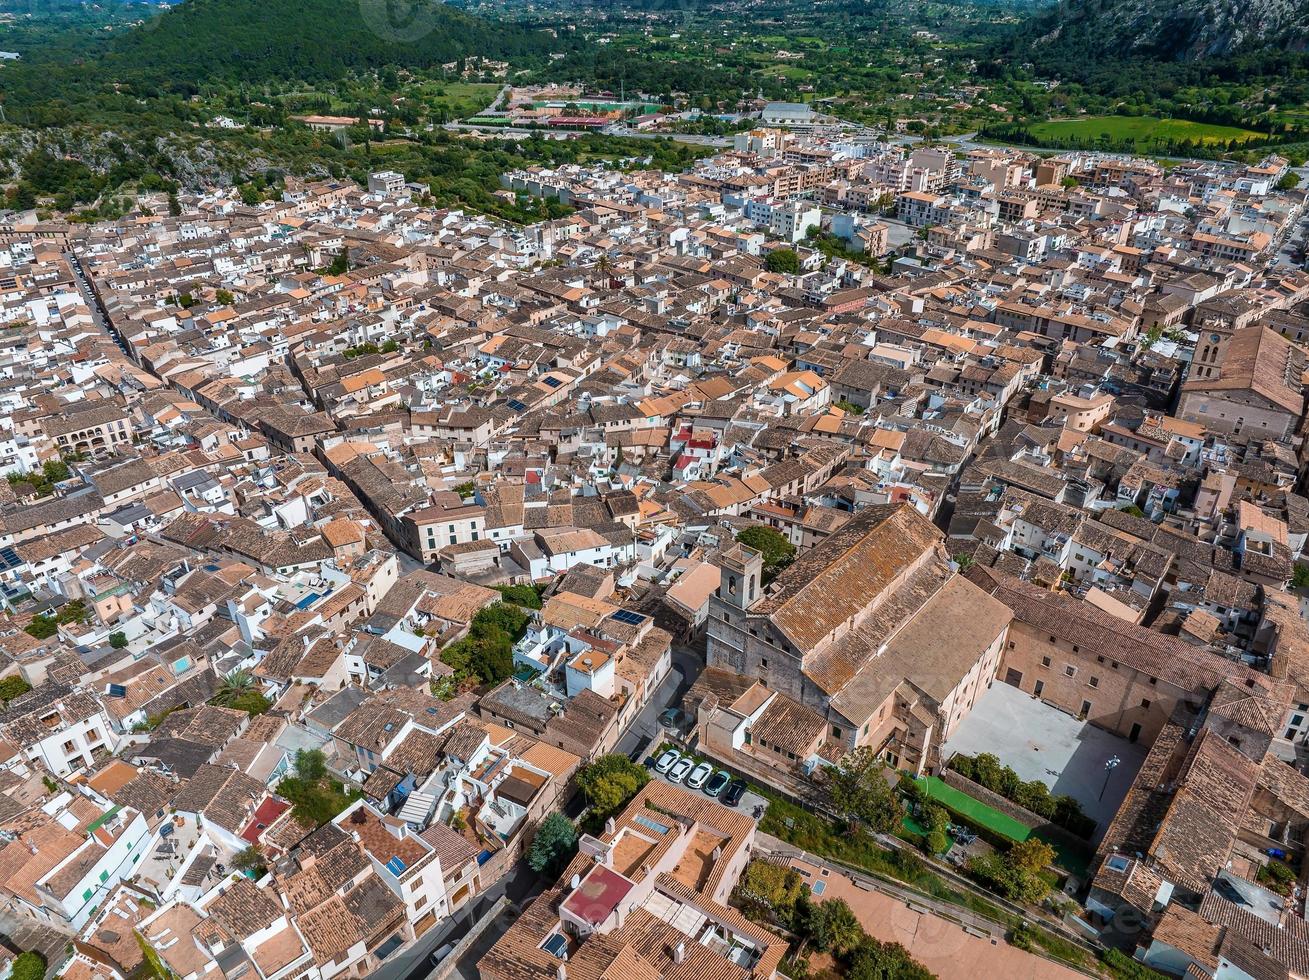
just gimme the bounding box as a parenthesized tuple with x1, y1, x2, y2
(212, 670, 258, 708)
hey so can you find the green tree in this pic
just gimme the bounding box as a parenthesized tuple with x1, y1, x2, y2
(215, 288, 234, 305)
(736, 525, 796, 584)
(827, 747, 904, 834)
(0, 675, 31, 705)
(806, 898, 864, 956)
(734, 860, 807, 925)
(212, 670, 259, 708)
(10, 951, 46, 980)
(295, 748, 328, 781)
(528, 812, 578, 875)
(495, 584, 543, 609)
(765, 248, 800, 274)
(1009, 838, 1056, 876)
(24, 614, 58, 639)
(327, 246, 350, 276)
(109, 631, 128, 649)
(576, 754, 650, 819)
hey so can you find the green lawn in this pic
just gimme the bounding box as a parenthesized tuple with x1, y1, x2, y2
(916, 777, 1031, 839)
(1026, 115, 1264, 148)
(915, 777, 1090, 878)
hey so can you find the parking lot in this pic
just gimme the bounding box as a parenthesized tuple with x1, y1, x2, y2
(942, 682, 1148, 837)
(641, 741, 771, 818)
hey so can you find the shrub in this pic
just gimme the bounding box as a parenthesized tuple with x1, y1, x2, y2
(1256, 859, 1297, 896)
(1100, 948, 1171, 980)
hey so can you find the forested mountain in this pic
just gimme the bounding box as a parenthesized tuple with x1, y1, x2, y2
(109, 0, 570, 87)
(0, 0, 572, 114)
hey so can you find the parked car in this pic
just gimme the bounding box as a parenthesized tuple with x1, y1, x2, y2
(721, 779, 748, 807)
(686, 762, 714, 789)
(668, 758, 694, 783)
(703, 771, 730, 797)
(654, 749, 681, 773)
(431, 943, 456, 966)
(658, 708, 691, 731)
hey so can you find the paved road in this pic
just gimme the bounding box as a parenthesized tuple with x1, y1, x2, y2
(615, 642, 703, 759)
(644, 745, 770, 818)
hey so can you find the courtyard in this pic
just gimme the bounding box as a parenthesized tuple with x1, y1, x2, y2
(942, 682, 1148, 839)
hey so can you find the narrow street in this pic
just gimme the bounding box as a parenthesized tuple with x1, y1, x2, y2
(616, 642, 703, 759)
(387, 641, 702, 980)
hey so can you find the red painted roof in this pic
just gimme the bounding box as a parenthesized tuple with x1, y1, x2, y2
(562, 865, 633, 926)
(240, 797, 290, 843)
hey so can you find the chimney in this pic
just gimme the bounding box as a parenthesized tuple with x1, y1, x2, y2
(674, 942, 686, 964)
(558, 965, 567, 980)
(605, 817, 615, 836)
(712, 845, 721, 862)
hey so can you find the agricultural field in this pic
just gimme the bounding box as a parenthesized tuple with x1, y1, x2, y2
(1025, 114, 1265, 148)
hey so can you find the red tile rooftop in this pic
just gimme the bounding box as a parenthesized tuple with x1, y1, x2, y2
(562, 864, 633, 926)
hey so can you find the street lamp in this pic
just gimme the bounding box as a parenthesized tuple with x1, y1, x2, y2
(1099, 756, 1121, 801)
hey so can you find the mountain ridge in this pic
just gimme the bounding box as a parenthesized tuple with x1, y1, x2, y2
(1017, 0, 1309, 63)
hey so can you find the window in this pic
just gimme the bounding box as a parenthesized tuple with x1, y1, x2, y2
(1089, 676, 1099, 688)
(1049, 635, 1057, 643)
(1097, 656, 1105, 664)
(1008, 641, 1016, 650)
(761, 658, 769, 669)
(1072, 645, 1080, 653)
(1080, 700, 1092, 718)
(832, 726, 842, 739)
(1034, 680, 1044, 697)
(1064, 665, 1076, 678)
(1149, 676, 1157, 686)
(1041, 656, 1051, 668)
(1141, 699, 1151, 709)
